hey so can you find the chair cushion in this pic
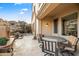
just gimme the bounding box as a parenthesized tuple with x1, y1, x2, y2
(64, 47, 74, 51)
(68, 35, 77, 46)
(6, 38, 15, 46)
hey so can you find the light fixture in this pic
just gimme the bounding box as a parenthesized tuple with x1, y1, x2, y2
(45, 23, 48, 26)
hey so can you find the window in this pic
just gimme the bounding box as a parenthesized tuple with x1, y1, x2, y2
(54, 19, 58, 33)
(62, 12, 77, 37)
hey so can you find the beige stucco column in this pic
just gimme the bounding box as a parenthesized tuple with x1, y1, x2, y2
(36, 19, 38, 35)
(58, 17, 62, 36)
(37, 19, 41, 35)
(77, 12, 79, 38)
(52, 20, 54, 36)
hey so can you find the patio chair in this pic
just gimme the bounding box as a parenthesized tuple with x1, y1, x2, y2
(42, 40, 57, 56)
(0, 37, 15, 56)
(37, 34, 42, 43)
(59, 35, 78, 56)
(37, 34, 43, 48)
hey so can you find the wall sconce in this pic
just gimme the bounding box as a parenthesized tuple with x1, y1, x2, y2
(45, 23, 48, 26)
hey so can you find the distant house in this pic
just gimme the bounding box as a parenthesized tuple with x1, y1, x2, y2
(9, 21, 17, 33)
(32, 3, 79, 38)
(9, 21, 27, 33)
(0, 18, 10, 38)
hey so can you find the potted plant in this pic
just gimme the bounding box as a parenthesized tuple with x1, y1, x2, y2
(0, 37, 9, 46)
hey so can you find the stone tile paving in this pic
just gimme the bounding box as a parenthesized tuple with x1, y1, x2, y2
(13, 35, 44, 56)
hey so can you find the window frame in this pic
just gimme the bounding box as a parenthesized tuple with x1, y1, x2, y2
(53, 18, 58, 33)
(62, 12, 78, 37)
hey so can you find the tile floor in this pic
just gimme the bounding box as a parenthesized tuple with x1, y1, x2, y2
(13, 35, 44, 56)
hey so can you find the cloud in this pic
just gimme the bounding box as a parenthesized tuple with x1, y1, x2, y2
(19, 8, 28, 14)
(21, 8, 28, 11)
(19, 11, 25, 14)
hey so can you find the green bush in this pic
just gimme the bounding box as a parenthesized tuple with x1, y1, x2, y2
(0, 37, 9, 46)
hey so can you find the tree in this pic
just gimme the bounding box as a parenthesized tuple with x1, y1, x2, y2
(18, 21, 27, 33)
(26, 24, 32, 33)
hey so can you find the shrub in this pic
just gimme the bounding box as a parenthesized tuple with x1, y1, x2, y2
(0, 37, 9, 46)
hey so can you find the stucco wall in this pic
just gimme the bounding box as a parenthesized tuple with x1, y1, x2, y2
(41, 17, 52, 36)
(0, 26, 9, 38)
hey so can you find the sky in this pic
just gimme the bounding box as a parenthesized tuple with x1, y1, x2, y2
(0, 3, 32, 23)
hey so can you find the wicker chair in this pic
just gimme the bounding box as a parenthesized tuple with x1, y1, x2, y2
(59, 35, 78, 56)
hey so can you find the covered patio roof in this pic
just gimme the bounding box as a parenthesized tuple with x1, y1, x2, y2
(37, 3, 79, 19)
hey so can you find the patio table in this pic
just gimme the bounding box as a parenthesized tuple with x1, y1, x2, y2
(42, 36, 67, 56)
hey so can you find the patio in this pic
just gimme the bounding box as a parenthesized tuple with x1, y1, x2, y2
(10, 35, 79, 56)
(0, 35, 79, 56)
